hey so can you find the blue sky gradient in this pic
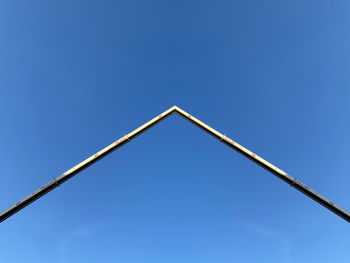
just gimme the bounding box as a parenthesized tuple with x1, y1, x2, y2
(1, 1, 350, 262)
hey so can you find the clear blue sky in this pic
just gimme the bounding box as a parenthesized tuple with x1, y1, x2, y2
(1, 1, 350, 262)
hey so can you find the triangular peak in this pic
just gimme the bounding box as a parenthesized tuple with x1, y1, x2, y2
(1, 106, 349, 223)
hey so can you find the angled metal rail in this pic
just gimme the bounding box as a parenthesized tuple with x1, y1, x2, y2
(1, 106, 349, 223)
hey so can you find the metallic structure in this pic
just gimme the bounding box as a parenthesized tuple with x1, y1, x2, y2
(1, 106, 349, 223)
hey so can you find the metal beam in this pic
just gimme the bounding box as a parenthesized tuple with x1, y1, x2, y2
(1, 106, 349, 223)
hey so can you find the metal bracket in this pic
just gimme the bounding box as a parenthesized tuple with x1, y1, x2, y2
(124, 134, 130, 142)
(52, 178, 60, 187)
(290, 177, 298, 187)
(220, 134, 227, 142)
